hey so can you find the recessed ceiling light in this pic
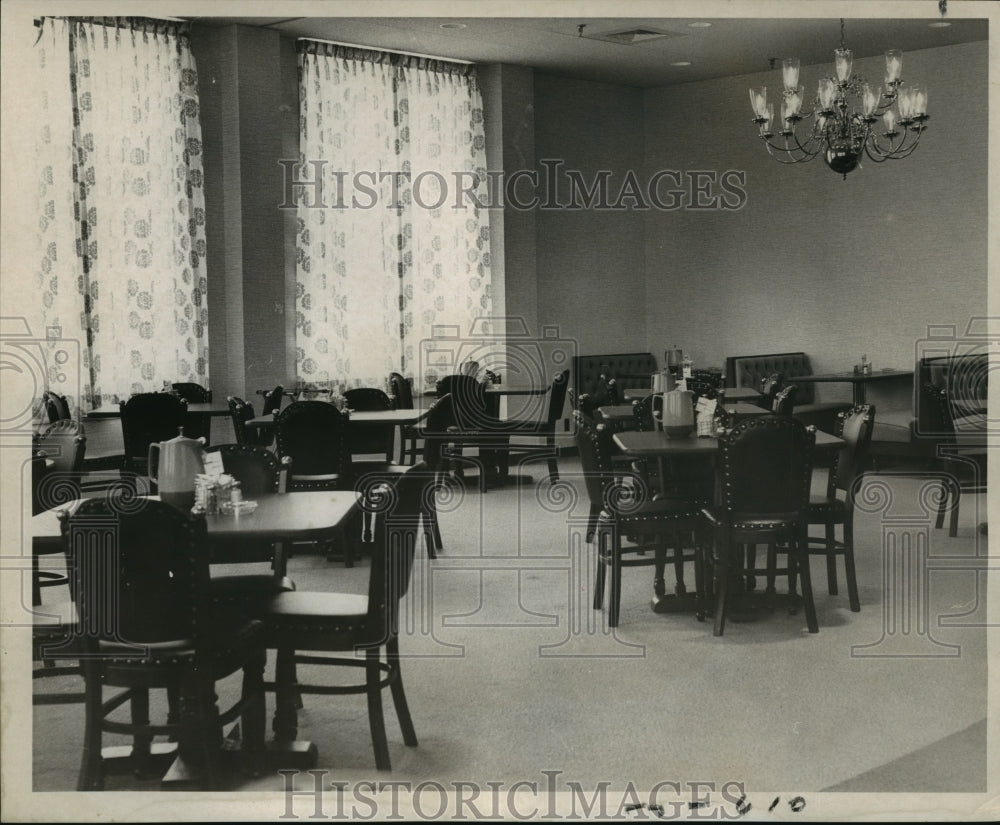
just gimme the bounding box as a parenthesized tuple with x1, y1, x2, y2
(440, 22, 467, 30)
(928, 21, 952, 28)
(671, 61, 692, 67)
(688, 22, 713, 29)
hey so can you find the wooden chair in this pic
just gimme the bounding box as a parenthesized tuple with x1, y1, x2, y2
(119, 392, 188, 476)
(388, 372, 423, 465)
(806, 404, 876, 612)
(257, 384, 285, 416)
(203, 444, 296, 608)
(227, 396, 273, 448)
(261, 463, 429, 771)
(63, 497, 266, 790)
(574, 411, 707, 628)
(772, 383, 799, 415)
(275, 401, 357, 566)
(344, 387, 395, 463)
(491, 369, 570, 484)
(700, 415, 818, 636)
(923, 383, 987, 537)
(171, 382, 213, 444)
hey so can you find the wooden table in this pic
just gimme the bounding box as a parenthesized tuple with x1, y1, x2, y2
(612, 427, 844, 615)
(791, 368, 913, 405)
(717, 386, 764, 403)
(247, 408, 430, 429)
(85, 401, 234, 420)
(33, 490, 360, 779)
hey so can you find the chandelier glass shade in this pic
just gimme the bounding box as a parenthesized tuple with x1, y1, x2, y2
(749, 23, 929, 178)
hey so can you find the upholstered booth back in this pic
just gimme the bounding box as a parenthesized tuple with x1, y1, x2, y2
(725, 351, 817, 404)
(571, 352, 658, 400)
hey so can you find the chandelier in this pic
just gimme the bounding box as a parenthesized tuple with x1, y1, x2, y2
(749, 20, 929, 178)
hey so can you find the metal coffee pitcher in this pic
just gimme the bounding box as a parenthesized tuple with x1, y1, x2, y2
(149, 428, 206, 503)
(659, 388, 696, 439)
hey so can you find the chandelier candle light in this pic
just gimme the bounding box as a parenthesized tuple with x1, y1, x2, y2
(749, 20, 929, 178)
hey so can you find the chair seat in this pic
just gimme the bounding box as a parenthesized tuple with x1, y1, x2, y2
(210, 573, 296, 596)
(609, 497, 705, 532)
(701, 505, 800, 533)
(263, 591, 374, 650)
(96, 613, 263, 668)
(266, 590, 368, 620)
(808, 494, 847, 517)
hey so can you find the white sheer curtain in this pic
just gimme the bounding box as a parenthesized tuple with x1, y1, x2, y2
(34, 18, 209, 410)
(295, 43, 492, 391)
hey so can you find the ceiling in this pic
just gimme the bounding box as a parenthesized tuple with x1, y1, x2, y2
(187, 13, 989, 88)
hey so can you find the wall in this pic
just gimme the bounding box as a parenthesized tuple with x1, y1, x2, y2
(642, 41, 988, 407)
(533, 74, 647, 357)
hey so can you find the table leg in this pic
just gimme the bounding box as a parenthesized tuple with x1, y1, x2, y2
(853, 383, 866, 405)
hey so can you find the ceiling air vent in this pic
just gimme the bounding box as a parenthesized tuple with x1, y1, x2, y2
(584, 27, 682, 46)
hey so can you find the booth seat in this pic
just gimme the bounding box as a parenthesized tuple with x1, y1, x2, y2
(724, 351, 853, 432)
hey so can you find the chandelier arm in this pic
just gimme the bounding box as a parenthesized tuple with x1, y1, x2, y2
(761, 138, 821, 164)
(865, 131, 924, 163)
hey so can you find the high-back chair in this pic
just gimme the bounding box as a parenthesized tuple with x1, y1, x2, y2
(388, 372, 422, 464)
(171, 382, 213, 443)
(922, 383, 987, 537)
(807, 404, 876, 612)
(574, 410, 706, 628)
(700, 415, 818, 636)
(261, 463, 429, 771)
(62, 497, 266, 790)
(203, 443, 296, 607)
(276, 400, 357, 565)
(495, 369, 570, 484)
(118, 392, 188, 476)
(275, 401, 352, 490)
(227, 395, 273, 447)
(344, 387, 395, 462)
(258, 384, 285, 416)
(430, 375, 508, 492)
(759, 372, 785, 410)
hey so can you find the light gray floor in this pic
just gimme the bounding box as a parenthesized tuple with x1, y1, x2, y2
(31, 458, 989, 805)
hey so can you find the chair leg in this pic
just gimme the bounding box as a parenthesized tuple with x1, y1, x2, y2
(842, 512, 860, 612)
(272, 648, 299, 743)
(713, 548, 729, 637)
(608, 538, 623, 628)
(78, 663, 105, 791)
(949, 486, 961, 537)
(745, 545, 757, 591)
(130, 688, 155, 778)
(795, 540, 819, 633)
(672, 528, 686, 595)
(386, 638, 417, 747)
(240, 652, 267, 776)
(654, 538, 667, 599)
(593, 529, 607, 611)
(935, 477, 950, 529)
(366, 649, 391, 771)
(825, 523, 839, 595)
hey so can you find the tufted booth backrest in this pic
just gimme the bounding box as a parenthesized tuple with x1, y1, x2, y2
(726, 352, 817, 405)
(571, 352, 658, 400)
(915, 354, 987, 437)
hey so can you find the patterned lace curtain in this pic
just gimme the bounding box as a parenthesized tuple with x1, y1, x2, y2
(295, 42, 492, 391)
(34, 17, 208, 411)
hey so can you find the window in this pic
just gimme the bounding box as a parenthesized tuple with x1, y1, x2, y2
(33, 17, 209, 410)
(294, 42, 493, 390)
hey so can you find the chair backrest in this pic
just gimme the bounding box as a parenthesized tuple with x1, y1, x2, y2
(63, 497, 212, 649)
(544, 370, 571, 425)
(573, 410, 617, 510)
(436, 374, 495, 430)
(344, 387, 393, 412)
(718, 415, 815, 521)
(631, 393, 657, 432)
(226, 396, 255, 446)
(172, 382, 212, 403)
(42, 390, 71, 423)
(388, 373, 414, 410)
(364, 462, 434, 641)
(829, 404, 876, 497)
(35, 419, 87, 474)
(119, 393, 188, 461)
(205, 443, 285, 496)
(275, 400, 351, 478)
(260, 385, 285, 416)
(772, 383, 799, 415)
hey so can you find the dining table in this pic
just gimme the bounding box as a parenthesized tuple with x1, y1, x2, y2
(791, 368, 913, 405)
(32, 489, 361, 780)
(85, 401, 234, 420)
(612, 426, 845, 615)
